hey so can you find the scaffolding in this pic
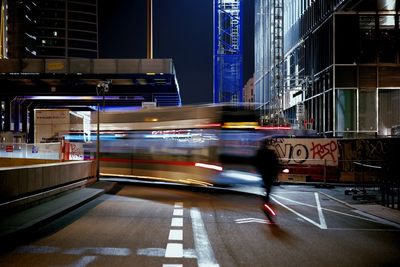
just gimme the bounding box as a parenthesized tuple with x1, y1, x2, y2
(0, 0, 6, 59)
(213, 0, 243, 103)
(270, 0, 283, 115)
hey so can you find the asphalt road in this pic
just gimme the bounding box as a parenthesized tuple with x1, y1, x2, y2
(0, 183, 399, 267)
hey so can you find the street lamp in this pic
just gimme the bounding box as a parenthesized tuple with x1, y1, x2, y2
(95, 80, 111, 180)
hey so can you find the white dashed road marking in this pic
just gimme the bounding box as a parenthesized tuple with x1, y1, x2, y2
(165, 243, 183, 258)
(173, 209, 183, 216)
(168, 229, 183, 240)
(174, 202, 183, 208)
(171, 217, 183, 227)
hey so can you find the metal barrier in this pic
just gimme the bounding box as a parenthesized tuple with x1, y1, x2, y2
(345, 161, 382, 200)
(279, 157, 398, 209)
(0, 142, 61, 160)
(381, 166, 400, 210)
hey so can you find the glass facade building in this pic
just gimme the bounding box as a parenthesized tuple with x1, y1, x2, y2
(3, 0, 98, 59)
(255, 0, 400, 137)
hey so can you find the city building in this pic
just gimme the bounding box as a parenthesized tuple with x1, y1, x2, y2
(255, 0, 400, 137)
(243, 76, 254, 103)
(1, 0, 98, 59)
(214, 0, 243, 103)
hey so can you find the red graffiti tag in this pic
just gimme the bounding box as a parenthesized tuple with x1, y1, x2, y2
(310, 141, 337, 162)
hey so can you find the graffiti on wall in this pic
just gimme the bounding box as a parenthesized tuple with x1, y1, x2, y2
(268, 138, 338, 166)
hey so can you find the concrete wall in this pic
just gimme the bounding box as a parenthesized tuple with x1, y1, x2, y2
(0, 161, 95, 202)
(0, 158, 59, 167)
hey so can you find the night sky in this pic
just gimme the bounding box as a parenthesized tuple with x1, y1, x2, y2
(98, 0, 254, 105)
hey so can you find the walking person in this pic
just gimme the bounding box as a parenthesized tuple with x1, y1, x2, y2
(254, 140, 279, 218)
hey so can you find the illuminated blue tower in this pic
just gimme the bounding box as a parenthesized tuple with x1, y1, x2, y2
(213, 0, 243, 103)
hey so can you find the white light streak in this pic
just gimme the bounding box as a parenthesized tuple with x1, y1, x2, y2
(195, 162, 223, 171)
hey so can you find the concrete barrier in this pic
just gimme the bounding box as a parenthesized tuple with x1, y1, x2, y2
(0, 161, 96, 212)
(0, 158, 59, 167)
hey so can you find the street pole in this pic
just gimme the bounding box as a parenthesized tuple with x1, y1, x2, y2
(96, 103, 100, 181)
(95, 80, 110, 181)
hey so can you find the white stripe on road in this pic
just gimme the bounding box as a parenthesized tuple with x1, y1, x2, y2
(270, 195, 326, 229)
(190, 207, 220, 267)
(168, 229, 183, 240)
(315, 192, 327, 229)
(171, 217, 183, 227)
(137, 248, 197, 258)
(173, 209, 183, 216)
(274, 193, 398, 225)
(165, 243, 183, 258)
(163, 265, 183, 267)
(64, 247, 131, 256)
(174, 202, 183, 208)
(66, 256, 97, 267)
(235, 218, 269, 224)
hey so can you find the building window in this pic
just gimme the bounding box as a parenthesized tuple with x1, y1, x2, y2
(359, 88, 377, 132)
(378, 15, 396, 63)
(335, 89, 357, 136)
(359, 15, 377, 63)
(378, 89, 400, 136)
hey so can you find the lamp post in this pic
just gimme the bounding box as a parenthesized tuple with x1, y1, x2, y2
(95, 80, 111, 180)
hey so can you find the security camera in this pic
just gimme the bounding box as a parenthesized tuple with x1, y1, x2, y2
(97, 80, 112, 93)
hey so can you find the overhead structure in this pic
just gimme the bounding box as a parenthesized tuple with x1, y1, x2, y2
(0, 58, 181, 142)
(213, 0, 243, 103)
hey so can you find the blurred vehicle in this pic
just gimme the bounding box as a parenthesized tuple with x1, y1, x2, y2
(64, 104, 264, 187)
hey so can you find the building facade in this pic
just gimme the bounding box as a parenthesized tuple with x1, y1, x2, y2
(214, 0, 243, 103)
(243, 76, 255, 103)
(255, 0, 400, 137)
(1, 0, 98, 59)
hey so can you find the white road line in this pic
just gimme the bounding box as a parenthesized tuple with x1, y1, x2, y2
(315, 192, 327, 229)
(190, 207, 220, 267)
(64, 247, 131, 256)
(270, 195, 325, 229)
(138, 248, 197, 258)
(235, 218, 269, 224)
(174, 202, 183, 208)
(66, 256, 97, 267)
(272, 194, 395, 225)
(173, 209, 183, 216)
(165, 243, 183, 258)
(163, 264, 183, 267)
(235, 220, 269, 224)
(171, 217, 183, 227)
(168, 229, 183, 240)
